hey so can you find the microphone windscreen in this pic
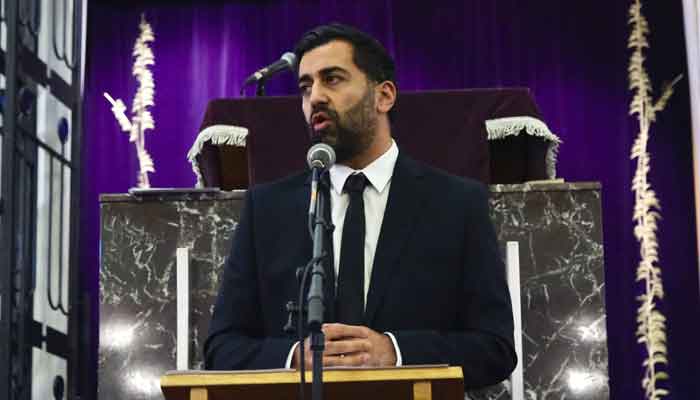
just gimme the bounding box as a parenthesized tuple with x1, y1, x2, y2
(281, 52, 298, 69)
(306, 143, 336, 169)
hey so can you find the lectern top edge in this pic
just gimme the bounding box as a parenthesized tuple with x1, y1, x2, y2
(160, 365, 463, 388)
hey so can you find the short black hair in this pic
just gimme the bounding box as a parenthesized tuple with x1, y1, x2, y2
(294, 23, 397, 118)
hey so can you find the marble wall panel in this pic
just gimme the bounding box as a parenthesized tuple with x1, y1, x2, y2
(99, 191, 243, 400)
(98, 183, 608, 400)
(469, 182, 608, 400)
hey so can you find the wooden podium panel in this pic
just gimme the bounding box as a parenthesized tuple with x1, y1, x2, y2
(161, 366, 463, 400)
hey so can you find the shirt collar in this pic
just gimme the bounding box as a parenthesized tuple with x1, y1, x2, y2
(329, 140, 399, 195)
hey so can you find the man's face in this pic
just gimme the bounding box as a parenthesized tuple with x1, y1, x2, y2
(298, 40, 378, 163)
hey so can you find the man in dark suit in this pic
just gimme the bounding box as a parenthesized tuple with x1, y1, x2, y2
(204, 23, 516, 389)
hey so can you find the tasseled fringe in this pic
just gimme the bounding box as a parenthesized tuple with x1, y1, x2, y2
(187, 125, 249, 187)
(485, 116, 562, 179)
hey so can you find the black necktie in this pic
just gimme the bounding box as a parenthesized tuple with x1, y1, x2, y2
(336, 173, 368, 325)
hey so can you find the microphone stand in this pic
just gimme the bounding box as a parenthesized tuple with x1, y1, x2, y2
(238, 78, 266, 97)
(255, 79, 266, 96)
(306, 166, 328, 400)
(289, 145, 335, 400)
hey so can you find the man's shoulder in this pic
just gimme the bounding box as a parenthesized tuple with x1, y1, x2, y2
(402, 154, 488, 197)
(249, 170, 308, 196)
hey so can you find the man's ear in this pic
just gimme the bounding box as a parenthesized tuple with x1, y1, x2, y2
(375, 81, 397, 114)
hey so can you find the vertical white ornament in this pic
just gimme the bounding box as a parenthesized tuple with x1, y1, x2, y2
(104, 14, 156, 188)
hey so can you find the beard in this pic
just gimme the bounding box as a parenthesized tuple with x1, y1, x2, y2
(309, 86, 377, 164)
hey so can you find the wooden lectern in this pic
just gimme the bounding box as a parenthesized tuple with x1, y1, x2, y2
(160, 366, 464, 400)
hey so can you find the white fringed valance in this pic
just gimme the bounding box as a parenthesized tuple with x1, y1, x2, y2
(485, 116, 562, 179)
(187, 124, 249, 188)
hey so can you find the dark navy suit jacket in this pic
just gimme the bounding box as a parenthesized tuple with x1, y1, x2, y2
(204, 153, 516, 389)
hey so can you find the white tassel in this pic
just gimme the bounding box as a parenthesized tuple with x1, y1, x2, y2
(485, 116, 562, 179)
(187, 125, 249, 187)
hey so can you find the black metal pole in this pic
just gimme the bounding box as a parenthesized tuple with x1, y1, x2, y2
(307, 176, 327, 400)
(69, 1, 86, 399)
(1, 2, 21, 400)
(255, 80, 266, 97)
(310, 330, 324, 400)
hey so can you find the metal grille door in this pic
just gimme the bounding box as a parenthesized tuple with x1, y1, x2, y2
(0, 1, 86, 399)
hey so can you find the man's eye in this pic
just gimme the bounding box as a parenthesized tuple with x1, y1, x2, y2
(325, 75, 341, 84)
(299, 85, 311, 96)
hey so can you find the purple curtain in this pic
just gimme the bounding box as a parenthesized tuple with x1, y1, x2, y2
(83, 1, 699, 398)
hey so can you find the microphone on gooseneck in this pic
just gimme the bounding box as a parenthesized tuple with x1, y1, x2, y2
(307, 143, 336, 226)
(242, 52, 298, 87)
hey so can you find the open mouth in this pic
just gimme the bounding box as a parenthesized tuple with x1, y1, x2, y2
(311, 112, 332, 131)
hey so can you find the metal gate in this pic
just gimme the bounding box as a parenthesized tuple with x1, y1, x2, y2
(0, 0, 86, 399)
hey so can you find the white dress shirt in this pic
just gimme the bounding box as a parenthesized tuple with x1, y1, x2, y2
(285, 140, 403, 367)
(328, 140, 398, 301)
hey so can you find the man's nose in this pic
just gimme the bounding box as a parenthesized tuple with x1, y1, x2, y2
(308, 82, 329, 107)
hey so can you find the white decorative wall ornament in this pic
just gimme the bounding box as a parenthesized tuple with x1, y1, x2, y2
(485, 116, 562, 179)
(628, 1, 681, 399)
(104, 14, 156, 188)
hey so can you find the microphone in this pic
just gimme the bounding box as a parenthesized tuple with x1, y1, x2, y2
(306, 143, 336, 229)
(243, 52, 297, 86)
(306, 142, 336, 170)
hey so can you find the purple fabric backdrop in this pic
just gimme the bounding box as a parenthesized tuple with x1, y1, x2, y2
(83, 1, 699, 398)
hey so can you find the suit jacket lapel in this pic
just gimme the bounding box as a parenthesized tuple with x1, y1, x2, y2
(364, 154, 426, 325)
(296, 177, 313, 252)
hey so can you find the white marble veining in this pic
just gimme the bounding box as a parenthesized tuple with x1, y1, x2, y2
(99, 185, 608, 400)
(469, 185, 608, 399)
